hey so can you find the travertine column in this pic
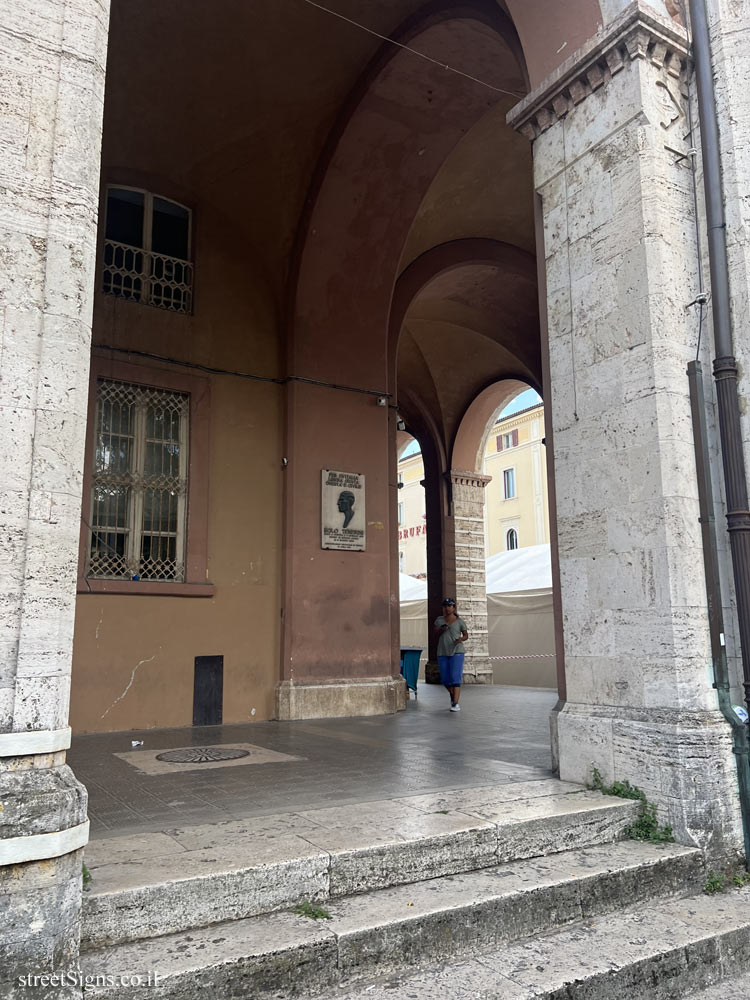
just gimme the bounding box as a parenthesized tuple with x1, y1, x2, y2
(0, 0, 109, 993)
(450, 471, 492, 685)
(509, 2, 742, 854)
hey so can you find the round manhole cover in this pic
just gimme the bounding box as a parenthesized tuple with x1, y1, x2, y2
(155, 746, 250, 764)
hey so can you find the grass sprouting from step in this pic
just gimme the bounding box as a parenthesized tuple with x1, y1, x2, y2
(293, 900, 331, 920)
(590, 766, 674, 844)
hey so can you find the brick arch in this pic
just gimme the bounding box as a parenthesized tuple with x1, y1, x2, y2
(452, 378, 539, 474)
(288, 3, 527, 387)
(280, 4, 533, 691)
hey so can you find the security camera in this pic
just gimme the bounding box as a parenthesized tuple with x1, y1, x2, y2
(376, 396, 388, 407)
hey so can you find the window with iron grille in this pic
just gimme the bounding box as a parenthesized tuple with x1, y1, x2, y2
(88, 379, 190, 582)
(102, 186, 193, 313)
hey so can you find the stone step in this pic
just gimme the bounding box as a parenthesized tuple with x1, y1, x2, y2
(81, 781, 640, 949)
(81, 840, 702, 998)
(686, 969, 750, 1000)
(322, 885, 750, 1000)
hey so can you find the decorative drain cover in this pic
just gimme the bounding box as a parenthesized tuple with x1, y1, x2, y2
(155, 746, 251, 764)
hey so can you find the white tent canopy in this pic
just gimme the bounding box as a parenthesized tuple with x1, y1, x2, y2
(399, 544, 556, 688)
(485, 543, 551, 593)
(398, 573, 427, 601)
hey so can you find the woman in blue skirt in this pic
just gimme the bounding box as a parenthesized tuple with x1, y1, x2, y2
(434, 598, 469, 712)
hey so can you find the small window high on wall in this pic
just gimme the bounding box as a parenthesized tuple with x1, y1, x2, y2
(102, 186, 193, 313)
(506, 528, 518, 550)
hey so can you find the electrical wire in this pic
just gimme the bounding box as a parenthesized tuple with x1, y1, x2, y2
(95, 346, 392, 400)
(298, 0, 524, 100)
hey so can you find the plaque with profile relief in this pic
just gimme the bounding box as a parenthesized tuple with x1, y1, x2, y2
(321, 470, 366, 551)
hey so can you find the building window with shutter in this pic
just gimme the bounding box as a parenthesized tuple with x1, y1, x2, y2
(102, 186, 193, 313)
(503, 468, 516, 500)
(506, 528, 518, 550)
(496, 429, 519, 452)
(88, 379, 189, 582)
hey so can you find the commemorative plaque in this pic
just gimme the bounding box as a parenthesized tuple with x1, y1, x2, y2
(321, 470, 366, 551)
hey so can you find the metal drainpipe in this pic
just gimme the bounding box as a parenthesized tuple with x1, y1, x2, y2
(687, 361, 750, 862)
(688, 0, 750, 864)
(687, 1, 750, 737)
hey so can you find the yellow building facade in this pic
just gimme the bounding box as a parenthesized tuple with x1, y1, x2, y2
(397, 451, 427, 577)
(483, 403, 549, 555)
(398, 402, 549, 579)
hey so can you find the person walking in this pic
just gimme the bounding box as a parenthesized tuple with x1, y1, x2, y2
(434, 598, 469, 712)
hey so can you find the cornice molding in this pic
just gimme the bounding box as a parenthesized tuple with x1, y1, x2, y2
(449, 470, 492, 489)
(507, 1, 688, 141)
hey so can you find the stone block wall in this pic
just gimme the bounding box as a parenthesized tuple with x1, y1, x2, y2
(451, 471, 492, 684)
(0, 0, 110, 992)
(509, 2, 744, 855)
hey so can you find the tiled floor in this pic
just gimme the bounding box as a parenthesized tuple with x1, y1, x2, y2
(69, 684, 558, 840)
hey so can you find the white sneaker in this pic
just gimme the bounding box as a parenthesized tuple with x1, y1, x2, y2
(450, 704, 461, 712)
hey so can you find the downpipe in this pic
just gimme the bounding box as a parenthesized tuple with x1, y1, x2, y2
(687, 0, 750, 859)
(688, 362, 750, 863)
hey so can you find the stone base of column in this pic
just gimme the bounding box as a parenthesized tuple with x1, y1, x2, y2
(276, 676, 406, 720)
(557, 702, 744, 859)
(462, 653, 493, 685)
(2, 761, 88, 998)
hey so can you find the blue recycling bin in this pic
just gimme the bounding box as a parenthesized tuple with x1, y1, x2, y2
(400, 646, 422, 695)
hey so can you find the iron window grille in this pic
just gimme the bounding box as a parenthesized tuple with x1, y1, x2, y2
(88, 379, 190, 582)
(102, 186, 193, 314)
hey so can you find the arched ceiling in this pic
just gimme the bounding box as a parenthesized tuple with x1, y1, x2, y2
(396, 250, 540, 450)
(102, 0, 678, 464)
(102, 0, 677, 307)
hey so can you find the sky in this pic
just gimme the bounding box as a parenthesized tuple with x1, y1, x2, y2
(400, 387, 542, 457)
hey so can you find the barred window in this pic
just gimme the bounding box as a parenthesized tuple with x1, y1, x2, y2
(102, 186, 193, 313)
(88, 379, 189, 582)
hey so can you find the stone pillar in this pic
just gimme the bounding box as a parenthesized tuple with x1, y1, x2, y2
(509, 2, 743, 855)
(0, 0, 109, 994)
(450, 471, 492, 685)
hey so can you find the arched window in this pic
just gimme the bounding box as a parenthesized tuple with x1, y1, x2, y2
(102, 186, 193, 313)
(506, 528, 518, 550)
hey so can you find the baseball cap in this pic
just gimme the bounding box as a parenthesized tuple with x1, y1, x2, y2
(441, 597, 456, 606)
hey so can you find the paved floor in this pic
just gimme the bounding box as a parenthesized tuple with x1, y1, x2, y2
(69, 685, 558, 840)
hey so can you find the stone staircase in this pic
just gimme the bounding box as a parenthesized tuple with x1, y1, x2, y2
(78, 778, 750, 998)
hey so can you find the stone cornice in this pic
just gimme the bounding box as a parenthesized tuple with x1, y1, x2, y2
(507, 1, 689, 141)
(449, 470, 492, 489)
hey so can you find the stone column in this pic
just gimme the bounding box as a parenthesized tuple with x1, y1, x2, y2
(509, 3, 743, 855)
(0, 0, 109, 994)
(450, 471, 492, 685)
